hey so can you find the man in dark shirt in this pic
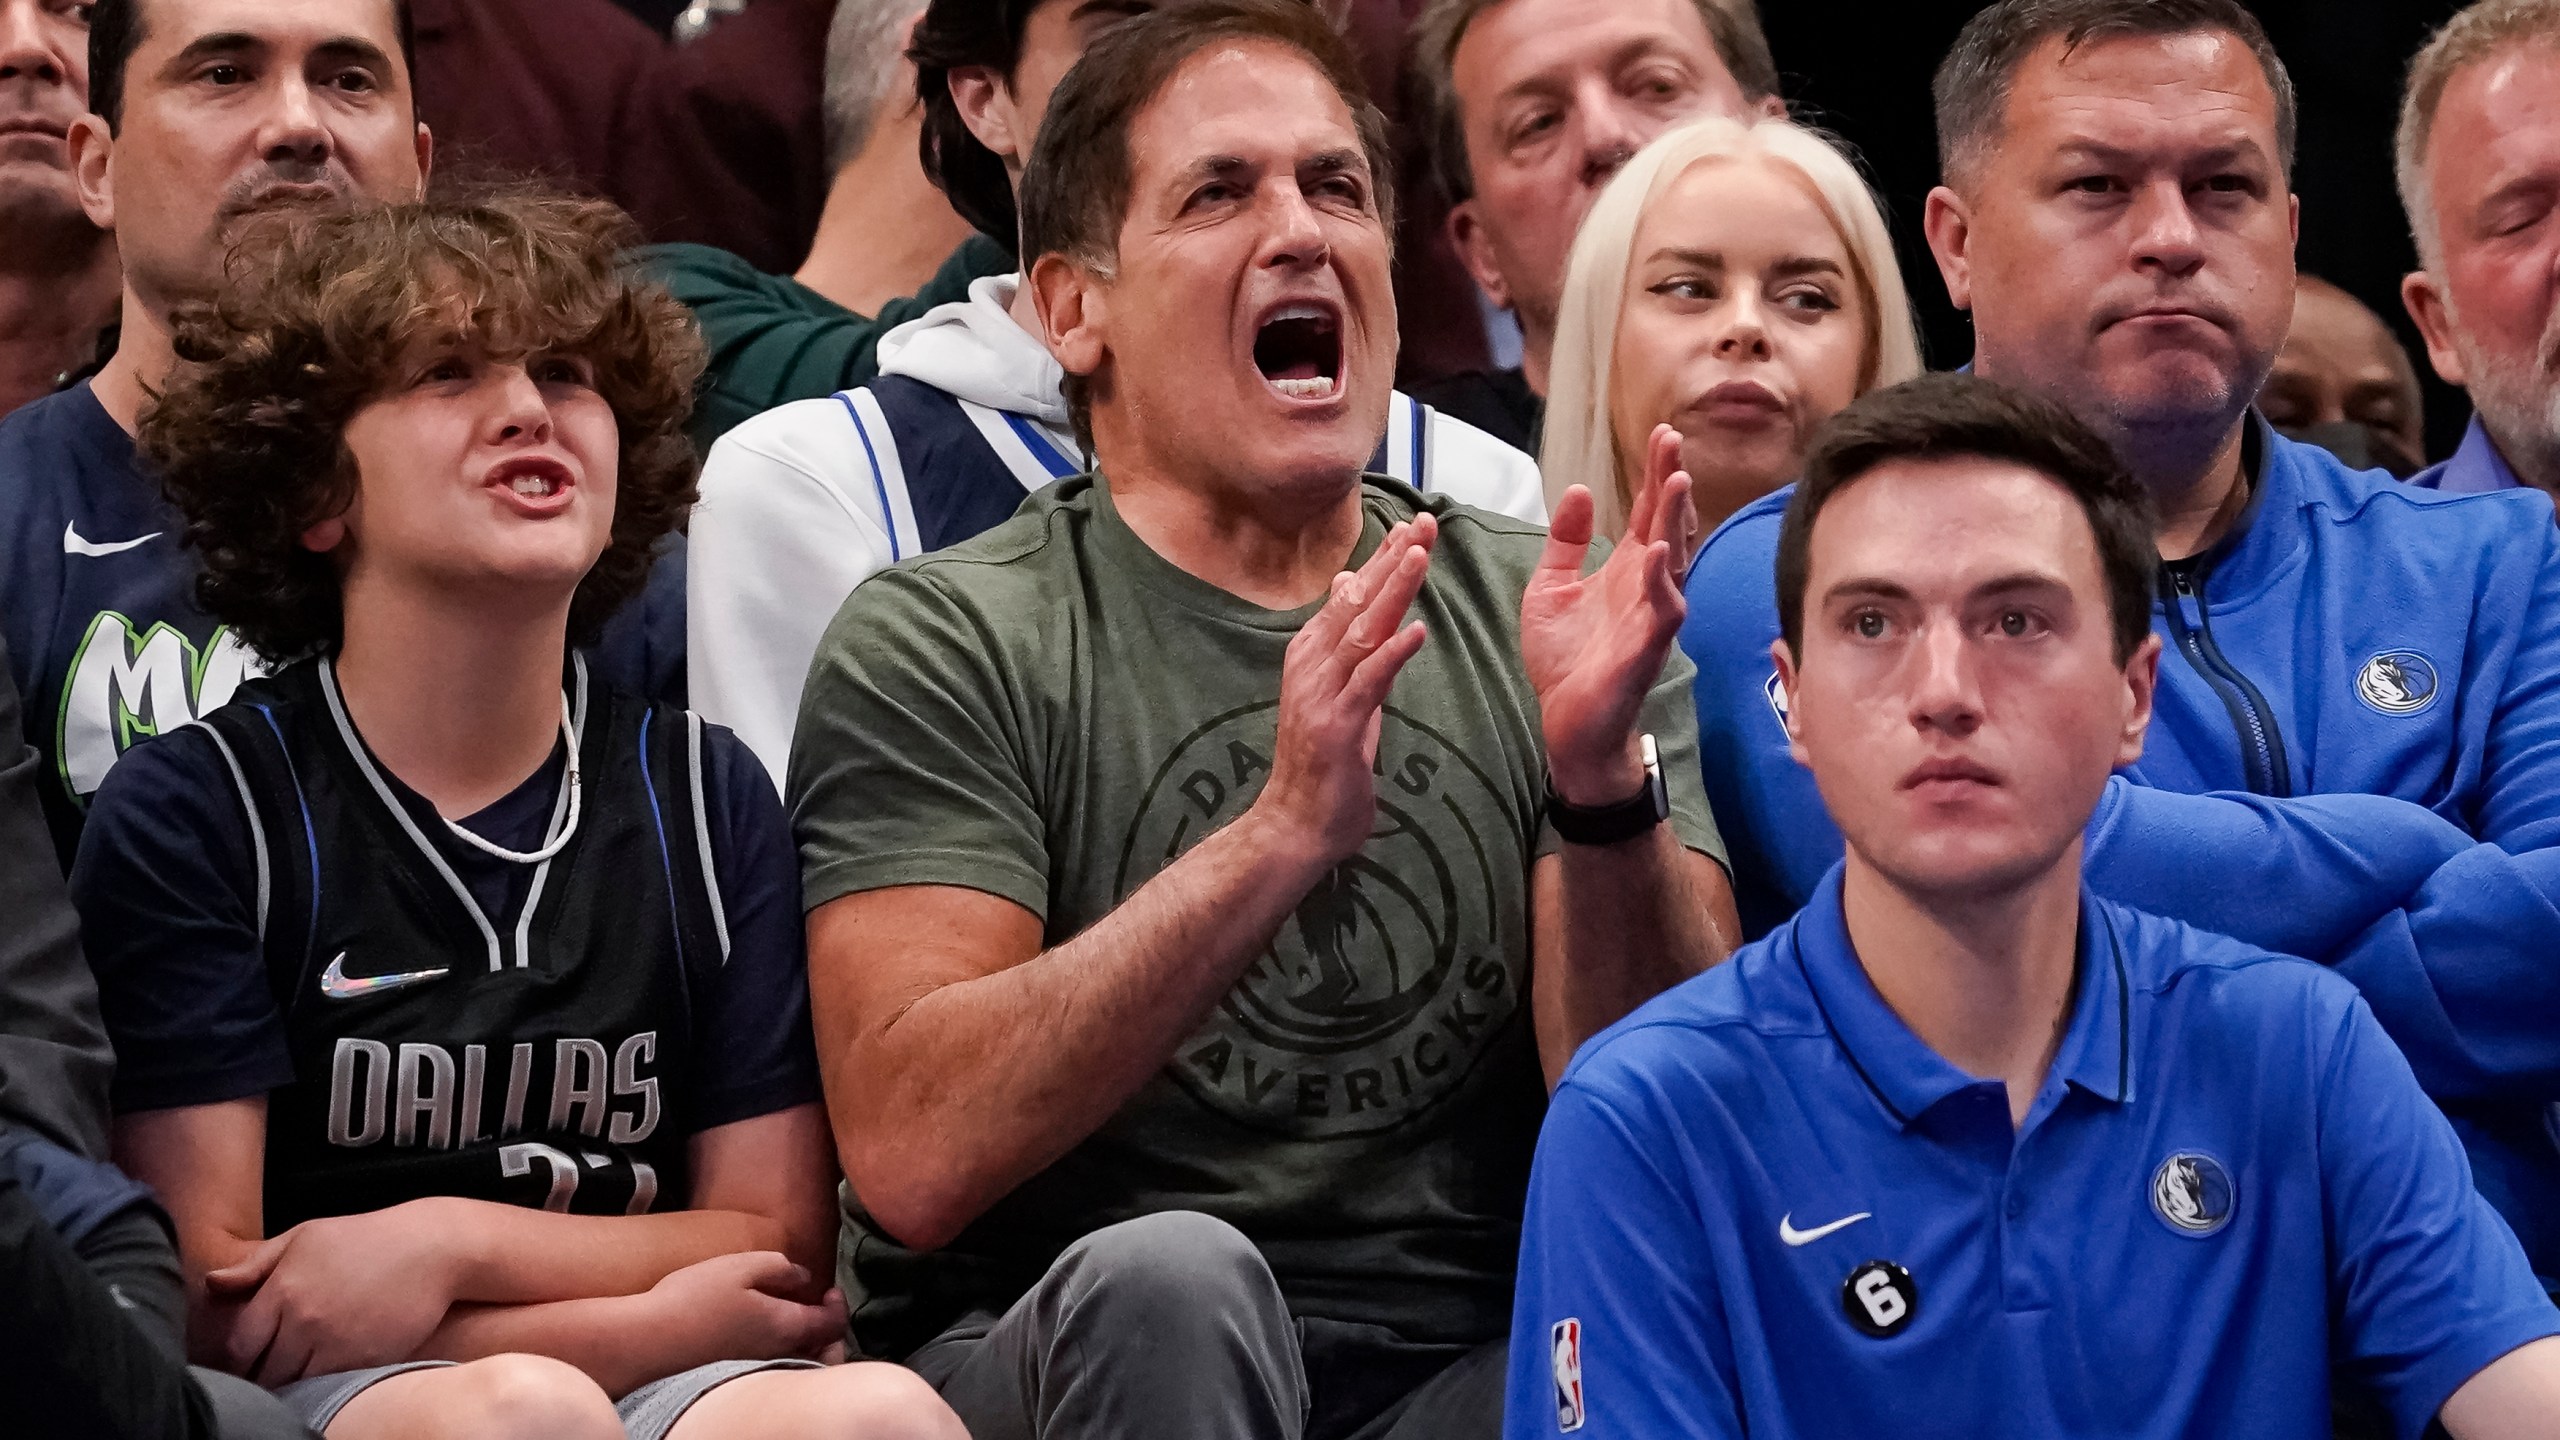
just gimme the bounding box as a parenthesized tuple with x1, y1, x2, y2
(0, 0, 681, 870)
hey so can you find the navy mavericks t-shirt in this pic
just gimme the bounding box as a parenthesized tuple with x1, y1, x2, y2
(0, 382, 688, 868)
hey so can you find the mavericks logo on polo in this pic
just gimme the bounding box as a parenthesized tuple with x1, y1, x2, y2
(1116, 701, 1523, 1139)
(2150, 1151, 2235, 1236)
(2355, 651, 2438, 716)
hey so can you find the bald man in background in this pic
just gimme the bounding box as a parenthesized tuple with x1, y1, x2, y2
(2262, 276, 2427, 477)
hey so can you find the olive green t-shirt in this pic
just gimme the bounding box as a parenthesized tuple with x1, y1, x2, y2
(790, 475, 1723, 1359)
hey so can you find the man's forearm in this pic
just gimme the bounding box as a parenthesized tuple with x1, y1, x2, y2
(421, 1295, 692, 1399)
(829, 807, 1335, 1249)
(1533, 836, 1733, 1085)
(415, 1197, 783, 1305)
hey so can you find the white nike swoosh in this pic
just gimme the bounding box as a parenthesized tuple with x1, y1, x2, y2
(1778, 1211, 1872, 1247)
(318, 951, 450, 1000)
(63, 521, 162, 557)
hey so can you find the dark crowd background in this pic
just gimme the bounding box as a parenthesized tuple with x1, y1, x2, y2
(579, 0, 2475, 462)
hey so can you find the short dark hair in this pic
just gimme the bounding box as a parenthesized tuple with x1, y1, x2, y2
(1932, 0, 2295, 186)
(1776, 373, 2157, 666)
(909, 0, 1043, 253)
(88, 0, 419, 132)
(141, 188, 705, 663)
(1018, 0, 1395, 450)
(1411, 0, 1781, 206)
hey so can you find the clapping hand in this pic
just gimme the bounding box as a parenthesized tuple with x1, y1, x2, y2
(1521, 429, 1696, 804)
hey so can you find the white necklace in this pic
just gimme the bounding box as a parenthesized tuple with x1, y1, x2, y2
(441, 691, 582, 864)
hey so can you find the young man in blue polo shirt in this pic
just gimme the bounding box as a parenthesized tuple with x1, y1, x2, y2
(1511, 373, 2560, 1440)
(1683, 0, 2560, 1291)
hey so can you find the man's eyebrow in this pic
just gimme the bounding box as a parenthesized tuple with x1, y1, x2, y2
(1497, 36, 1689, 106)
(162, 32, 265, 74)
(1969, 572, 2073, 601)
(2048, 137, 2273, 172)
(1821, 578, 1913, 606)
(1301, 148, 1370, 178)
(308, 37, 398, 74)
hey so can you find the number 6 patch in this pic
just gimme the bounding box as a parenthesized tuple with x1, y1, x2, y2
(1841, 1260, 1917, 1338)
(1550, 1318, 1585, 1431)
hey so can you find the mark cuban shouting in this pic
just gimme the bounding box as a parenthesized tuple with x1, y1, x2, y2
(1506, 376, 2560, 1440)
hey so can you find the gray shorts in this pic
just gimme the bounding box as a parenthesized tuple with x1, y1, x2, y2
(276, 1357, 819, 1437)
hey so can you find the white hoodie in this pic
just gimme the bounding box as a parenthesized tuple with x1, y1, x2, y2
(688, 274, 1549, 786)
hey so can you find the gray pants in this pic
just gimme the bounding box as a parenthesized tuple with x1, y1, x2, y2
(905, 1212, 1504, 1440)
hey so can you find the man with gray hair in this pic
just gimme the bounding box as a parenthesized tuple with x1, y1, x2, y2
(1683, 0, 2560, 1301)
(1404, 0, 1780, 452)
(2400, 0, 2560, 501)
(641, 0, 1008, 449)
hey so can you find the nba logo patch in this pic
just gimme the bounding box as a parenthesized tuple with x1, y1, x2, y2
(1551, 1318, 1586, 1432)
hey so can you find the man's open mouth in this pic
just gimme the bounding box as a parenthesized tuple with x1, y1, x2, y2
(1254, 302, 1342, 402)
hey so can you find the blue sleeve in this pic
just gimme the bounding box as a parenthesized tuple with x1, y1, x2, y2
(1506, 1076, 1742, 1440)
(1679, 501, 1841, 938)
(2319, 992, 2560, 1433)
(66, 728, 293, 1114)
(2082, 755, 2560, 1106)
(686, 723, 822, 1132)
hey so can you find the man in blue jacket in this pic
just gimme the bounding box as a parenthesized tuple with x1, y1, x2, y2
(1521, 370, 2560, 1440)
(1683, 0, 2560, 1288)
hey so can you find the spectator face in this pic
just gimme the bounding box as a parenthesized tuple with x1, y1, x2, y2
(68, 0, 427, 316)
(1775, 458, 2155, 899)
(1446, 0, 1759, 358)
(0, 0, 91, 236)
(1044, 40, 1394, 501)
(2404, 44, 2560, 475)
(319, 342, 619, 607)
(2262, 279, 2424, 476)
(1609, 154, 1870, 534)
(1925, 32, 2296, 445)
(951, 0, 1157, 195)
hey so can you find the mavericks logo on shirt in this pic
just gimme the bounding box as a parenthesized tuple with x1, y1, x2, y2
(55, 611, 262, 800)
(1116, 701, 1523, 1139)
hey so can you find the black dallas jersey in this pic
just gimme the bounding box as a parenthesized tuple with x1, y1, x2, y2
(197, 656, 725, 1232)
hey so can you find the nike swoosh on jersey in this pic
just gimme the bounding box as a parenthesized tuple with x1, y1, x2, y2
(1778, 1211, 1872, 1247)
(318, 952, 450, 1001)
(63, 522, 163, 557)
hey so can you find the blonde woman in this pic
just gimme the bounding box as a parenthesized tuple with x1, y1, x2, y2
(1540, 115, 1924, 546)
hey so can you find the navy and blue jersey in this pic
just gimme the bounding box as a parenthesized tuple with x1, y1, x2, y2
(69, 658, 818, 1231)
(1682, 417, 2560, 1283)
(1507, 870, 2559, 1440)
(0, 383, 688, 869)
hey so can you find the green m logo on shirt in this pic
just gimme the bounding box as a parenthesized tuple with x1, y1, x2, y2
(1117, 701, 1526, 1140)
(56, 611, 262, 801)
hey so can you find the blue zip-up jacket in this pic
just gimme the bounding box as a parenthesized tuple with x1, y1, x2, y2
(1681, 419, 2560, 1285)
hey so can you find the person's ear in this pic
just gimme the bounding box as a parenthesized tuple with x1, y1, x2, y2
(1756, 93, 1789, 121)
(301, 516, 347, 553)
(1028, 251, 1105, 379)
(412, 121, 434, 194)
(2402, 267, 2470, 388)
(948, 65, 1026, 167)
(1770, 638, 1811, 769)
(67, 113, 114, 230)
(1922, 184, 1973, 314)
(1446, 199, 1512, 313)
(2115, 632, 2161, 769)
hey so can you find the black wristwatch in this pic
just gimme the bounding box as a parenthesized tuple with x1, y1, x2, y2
(1545, 734, 1669, 846)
